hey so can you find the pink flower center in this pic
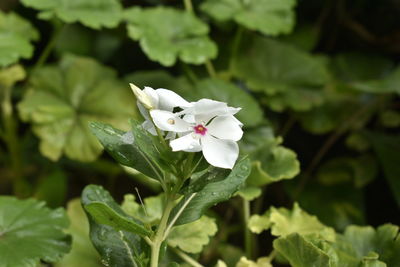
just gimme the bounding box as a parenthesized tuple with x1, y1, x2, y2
(193, 124, 207, 136)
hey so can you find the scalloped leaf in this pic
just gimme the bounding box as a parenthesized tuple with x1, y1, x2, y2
(124, 7, 217, 66)
(232, 35, 329, 111)
(0, 11, 39, 67)
(21, 0, 122, 29)
(0, 197, 71, 267)
(240, 127, 300, 186)
(201, 0, 296, 36)
(18, 55, 136, 162)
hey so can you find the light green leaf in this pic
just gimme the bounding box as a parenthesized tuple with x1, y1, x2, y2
(0, 64, 26, 88)
(233, 35, 329, 111)
(248, 213, 271, 234)
(18, 55, 136, 162)
(0, 11, 39, 67)
(351, 67, 400, 95)
(168, 216, 217, 253)
(250, 203, 335, 242)
(85, 202, 152, 237)
(339, 224, 400, 266)
(236, 256, 273, 267)
(21, 0, 122, 29)
(241, 127, 300, 186)
(124, 7, 217, 66)
(81, 185, 149, 267)
(55, 199, 102, 267)
(122, 194, 164, 225)
(0, 197, 71, 267)
(201, 0, 296, 36)
(171, 157, 251, 225)
(238, 186, 262, 201)
(367, 132, 400, 206)
(273, 233, 332, 267)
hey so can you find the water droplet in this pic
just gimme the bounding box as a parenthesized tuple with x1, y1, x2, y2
(121, 131, 134, 144)
(98, 228, 108, 241)
(211, 192, 217, 196)
(241, 165, 249, 171)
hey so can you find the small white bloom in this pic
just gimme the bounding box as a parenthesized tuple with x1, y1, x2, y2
(151, 99, 243, 169)
(130, 84, 191, 136)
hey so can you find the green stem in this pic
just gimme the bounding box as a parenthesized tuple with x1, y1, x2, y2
(243, 198, 253, 259)
(33, 24, 64, 72)
(1, 85, 24, 196)
(183, 0, 194, 12)
(171, 247, 204, 267)
(150, 194, 175, 267)
(205, 60, 217, 78)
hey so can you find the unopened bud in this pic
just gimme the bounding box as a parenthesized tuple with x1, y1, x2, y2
(129, 83, 154, 110)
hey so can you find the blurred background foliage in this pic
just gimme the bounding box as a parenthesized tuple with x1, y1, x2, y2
(0, 0, 399, 266)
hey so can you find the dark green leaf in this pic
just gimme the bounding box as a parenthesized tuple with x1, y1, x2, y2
(85, 202, 152, 237)
(171, 157, 251, 226)
(82, 185, 149, 267)
(233, 35, 329, 111)
(368, 132, 400, 206)
(89, 121, 165, 181)
(241, 127, 300, 186)
(0, 197, 71, 267)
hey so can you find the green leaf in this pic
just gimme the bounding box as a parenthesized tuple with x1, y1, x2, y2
(273, 233, 332, 267)
(240, 127, 300, 186)
(0, 11, 39, 67)
(34, 169, 67, 208)
(189, 79, 263, 127)
(21, 0, 122, 29)
(81, 185, 149, 267)
(379, 110, 400, 128)
(236, 256, 273, 267)
(233, 35, 329, 111)
(85, 202, 152, 237)
(89, 122, 164, 181)
(351, 67, 400, 95)
(122, 194, 164, 225)
(250, 203, 335, 242)
(124, 7, 217, 66)
(0, 64, 26, 88)
(171, 157, 251, 226)
(367, 132, 400, 206)
(55, 199, 102, 267)
(168, 216, 217, 253)
(0, 197, 71, 267)
(332, 224, 400, 266)
(18, 55, 136, 162)
(201, 0, 296, 36)
(237, 186, 262, 201)
(292, 183, 365, 231)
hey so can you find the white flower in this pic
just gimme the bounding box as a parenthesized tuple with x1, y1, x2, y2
(150, 99, 243, 169)
(130, 84, 191, 136)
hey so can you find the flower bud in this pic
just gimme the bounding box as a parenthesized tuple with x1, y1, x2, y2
(129, 83, 154, 110)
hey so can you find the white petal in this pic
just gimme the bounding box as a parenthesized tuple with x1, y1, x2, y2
(150, 110, 190, 132)
(201, 135, 239, 169)
(156, 89, 191, 111)
(137, 101, 150, 120)
(170, 133, 201, 152)
(143, 86, 159, 108)
(142, 120, 157, 135)
(207, 115, 243, 141)
(130, 84, 154, 109)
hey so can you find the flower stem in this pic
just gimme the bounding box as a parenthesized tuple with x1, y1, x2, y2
(150, 194, 175, 267)
(171, 247, 204, 267)
(205, 60, 217, 78)
(183, 0, 193, 12)
(243, 198, 253, 259)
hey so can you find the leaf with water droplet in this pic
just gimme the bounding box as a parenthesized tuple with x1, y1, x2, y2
(171, 156, 251, 225)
